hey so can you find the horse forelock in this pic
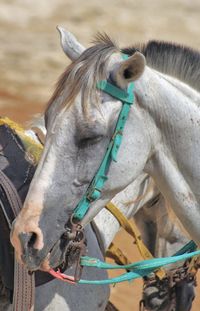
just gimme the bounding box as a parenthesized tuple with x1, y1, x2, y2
(123, 41, 200, 92)
(46, 33, 119, 116)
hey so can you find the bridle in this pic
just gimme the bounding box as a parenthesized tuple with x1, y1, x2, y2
(73, 77, 135, 220)
(48, 54, 200, 287)
(49, 53, 135, 279)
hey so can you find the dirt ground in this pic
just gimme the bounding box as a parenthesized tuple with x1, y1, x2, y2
(0, 0, 200, 310)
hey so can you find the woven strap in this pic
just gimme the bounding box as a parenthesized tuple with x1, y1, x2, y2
(0, 170, 35, 311)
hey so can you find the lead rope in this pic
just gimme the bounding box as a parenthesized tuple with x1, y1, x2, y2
(0, 171, 35, 311)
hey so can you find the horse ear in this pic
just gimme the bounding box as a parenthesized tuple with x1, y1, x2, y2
(56, 26, 86, 61)
(112, 52, 146, 87)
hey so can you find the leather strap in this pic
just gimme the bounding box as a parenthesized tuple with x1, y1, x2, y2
(0, 170, 35, 311)
(106, 242, 131, 266)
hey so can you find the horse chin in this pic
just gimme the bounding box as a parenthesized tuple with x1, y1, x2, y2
(40, 233, 83, 272)
(43, 237, 70, 271)
(39, 252, 64, 272)
(39, 253, 51, 272)
(38, 247, 67, 272)
(26, 227, 86, 272)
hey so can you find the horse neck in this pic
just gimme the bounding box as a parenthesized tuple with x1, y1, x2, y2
(135, 66, 200, 246)
(156, 71, 200, 107)
(93, 174, 156, 252)
(134, 66, 200, 124)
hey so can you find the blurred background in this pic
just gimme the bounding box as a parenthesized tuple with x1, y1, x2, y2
(0, 0, 200, 310)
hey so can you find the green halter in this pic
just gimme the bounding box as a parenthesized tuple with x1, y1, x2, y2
(73, 58, 134, 220)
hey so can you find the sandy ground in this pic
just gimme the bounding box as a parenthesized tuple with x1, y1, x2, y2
(0, 1, 200, 310)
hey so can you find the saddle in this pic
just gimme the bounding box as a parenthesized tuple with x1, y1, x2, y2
(0, 119, 53, 300)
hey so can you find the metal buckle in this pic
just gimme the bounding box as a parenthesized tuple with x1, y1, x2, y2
(63, 216, 86, 282)
(86, 187, 101, 202)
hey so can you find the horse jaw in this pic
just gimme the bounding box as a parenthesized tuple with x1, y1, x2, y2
(57, 26, 85, 60)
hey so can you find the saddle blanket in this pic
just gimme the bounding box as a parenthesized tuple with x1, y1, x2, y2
(0, 118, 53, 298)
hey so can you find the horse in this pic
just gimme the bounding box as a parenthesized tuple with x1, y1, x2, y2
(0, 118, 195, 311)
(0, 117, 194, 311)
(10, 28, 200, 309)
(0, 137, 195, 311)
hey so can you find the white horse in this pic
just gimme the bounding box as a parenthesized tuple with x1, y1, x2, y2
(0, 119, 194, 311)
(0, 38, 177, 311)
(10, 28, 200, 310)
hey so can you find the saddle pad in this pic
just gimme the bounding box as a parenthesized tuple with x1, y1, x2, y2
(0, 122, 53, 292)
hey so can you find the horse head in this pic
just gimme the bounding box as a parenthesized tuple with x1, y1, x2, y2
(10, 28, 147, 271)
(11, 27, 200, 281)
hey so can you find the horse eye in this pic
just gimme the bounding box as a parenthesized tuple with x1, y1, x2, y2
(78, 135, 103, 148)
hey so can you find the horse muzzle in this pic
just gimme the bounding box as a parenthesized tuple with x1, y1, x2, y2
(16, 218, 86, 275)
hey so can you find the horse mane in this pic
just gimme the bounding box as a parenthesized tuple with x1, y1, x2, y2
(47, 33, 119, 114)
(47, 36, 200, 115)
(122, 41, 200, 92)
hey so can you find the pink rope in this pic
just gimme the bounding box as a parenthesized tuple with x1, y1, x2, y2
(49, 268, 76, 284)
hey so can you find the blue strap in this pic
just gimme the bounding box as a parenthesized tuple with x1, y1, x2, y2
(73, 75, 134, 220)
(96, 80, 134, 104)
(78, 244, 199, 285)
(174, 240, 197, 256)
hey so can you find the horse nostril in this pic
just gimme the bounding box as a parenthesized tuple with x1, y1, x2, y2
(19, 232, 38, 251)
(27, 232, 37, 248)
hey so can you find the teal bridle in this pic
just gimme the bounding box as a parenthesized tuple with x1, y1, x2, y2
(73, 78, 134, 220)
(50, 55, 200, 285)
